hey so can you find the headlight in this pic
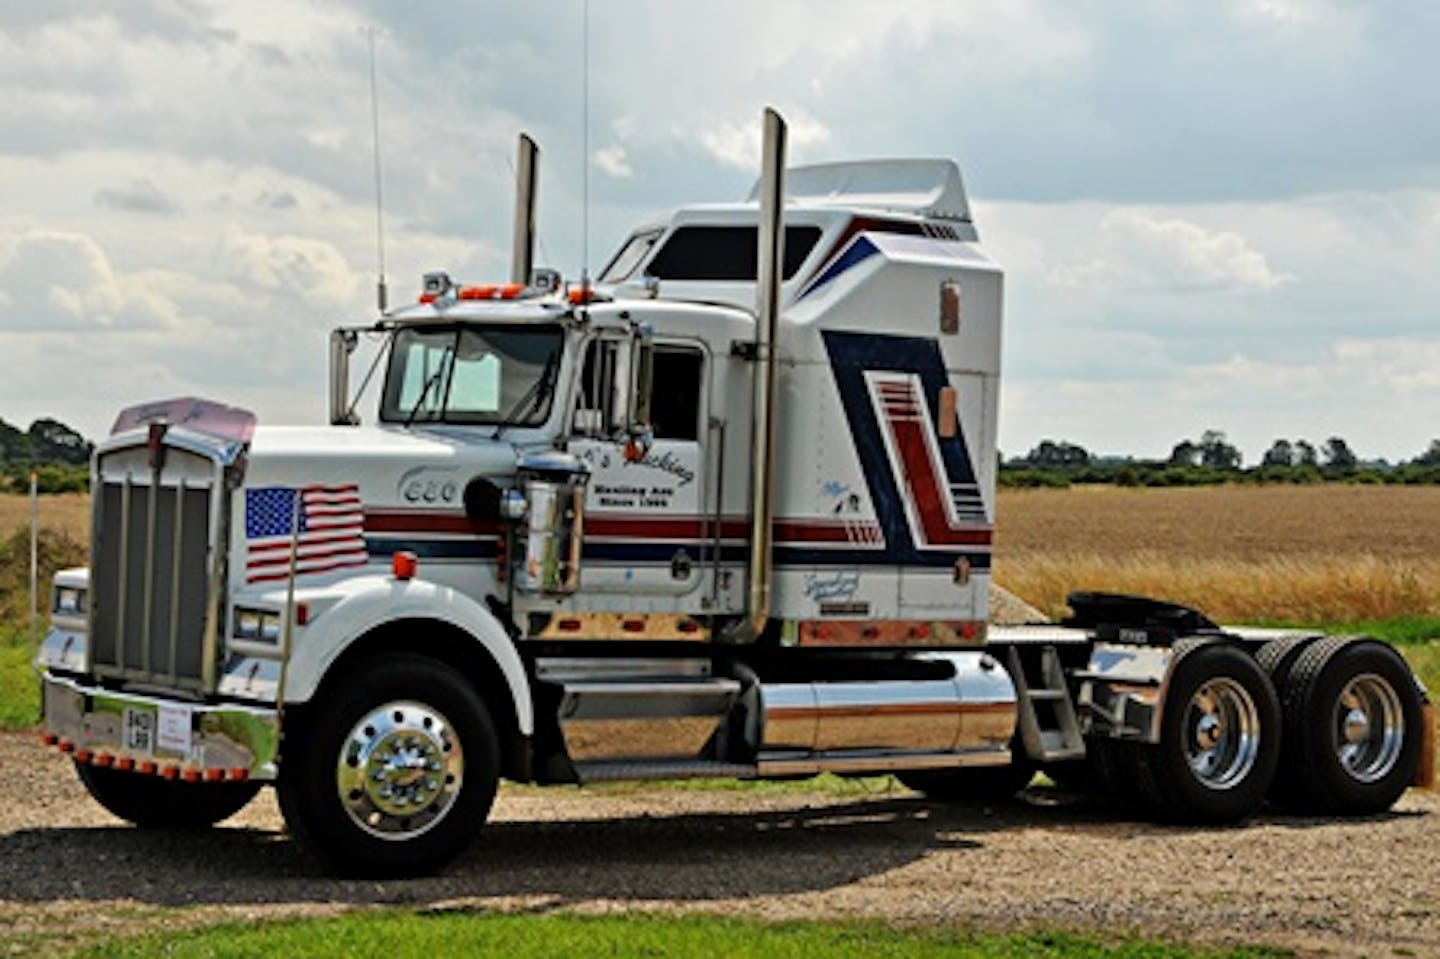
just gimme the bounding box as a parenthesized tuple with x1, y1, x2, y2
(233, 607, 282, 644)
(53, 585, 87, 615)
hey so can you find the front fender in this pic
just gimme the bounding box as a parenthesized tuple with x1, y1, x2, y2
(282, 575, 533, 736)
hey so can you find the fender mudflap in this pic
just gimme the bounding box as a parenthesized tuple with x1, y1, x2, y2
(1062, 591, 1218, 641)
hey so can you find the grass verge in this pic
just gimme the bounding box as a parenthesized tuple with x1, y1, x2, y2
(0, 624, 38, 730)
(67, 909, 1288, 959)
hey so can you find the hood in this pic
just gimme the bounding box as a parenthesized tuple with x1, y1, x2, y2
(245, 424, 522, 512)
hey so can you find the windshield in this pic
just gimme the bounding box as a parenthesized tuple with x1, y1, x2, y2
(379, 324, 564, 426)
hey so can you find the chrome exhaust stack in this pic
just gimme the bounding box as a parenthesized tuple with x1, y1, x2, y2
(745, 107, 787, 640)
(511, 133, 539, 286)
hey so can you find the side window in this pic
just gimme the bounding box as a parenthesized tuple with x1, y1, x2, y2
(650, 347, 703, 441)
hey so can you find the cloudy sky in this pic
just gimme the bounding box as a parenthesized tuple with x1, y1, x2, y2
(2, 1, 1438, 464)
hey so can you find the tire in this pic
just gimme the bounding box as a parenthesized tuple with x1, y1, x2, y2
(1130, 643, 1280, 824)
(1254, 634, 1317, 805)
(1275, 637, 1423, 815)
(76, 762, 260, 828)
(899, 755, 1035, 803)
(1255, 635, 1316, 690)
(277, 654, 499, 877)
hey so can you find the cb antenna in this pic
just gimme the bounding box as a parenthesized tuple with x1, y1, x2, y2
(368, 26, 389, 314)
(580, 0, 590, 293)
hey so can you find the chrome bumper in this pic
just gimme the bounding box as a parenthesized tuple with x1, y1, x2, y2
(40, 672, 280, 782)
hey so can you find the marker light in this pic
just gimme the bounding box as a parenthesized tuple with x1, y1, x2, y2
(392, 551, 419, 581)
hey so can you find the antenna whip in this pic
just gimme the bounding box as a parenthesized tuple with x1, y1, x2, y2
(368, 27, 389, 313)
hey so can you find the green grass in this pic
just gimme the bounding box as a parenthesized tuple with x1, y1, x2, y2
(67, 909, 1288, 959)
(1323, 616, 1440, 646)
(1251, 617, 1440, 693)
(0, 623, 39, 730)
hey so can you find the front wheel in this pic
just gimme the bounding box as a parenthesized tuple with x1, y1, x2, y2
(76, 763, 260, 828)
(1276, 637, 1423, 815)
(277, 655, 499, 877)
(1130, 642, 1281, 824)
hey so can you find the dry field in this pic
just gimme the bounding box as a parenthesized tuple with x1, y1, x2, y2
(996, 484, 1440, 623)
(0, 493, 88, 546)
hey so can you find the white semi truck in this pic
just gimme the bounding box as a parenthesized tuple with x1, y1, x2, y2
(37, 111, 1431, 876)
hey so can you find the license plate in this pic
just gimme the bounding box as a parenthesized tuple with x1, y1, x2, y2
(122, 708, 155, 755)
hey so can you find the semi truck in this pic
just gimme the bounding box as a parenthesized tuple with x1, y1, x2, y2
(37, 110, 1432, 876)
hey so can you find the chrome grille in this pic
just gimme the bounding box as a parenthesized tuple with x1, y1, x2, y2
(90, 445, 223, 691)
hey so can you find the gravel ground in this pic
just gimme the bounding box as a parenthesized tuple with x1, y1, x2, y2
(1, 732, 1437, 957)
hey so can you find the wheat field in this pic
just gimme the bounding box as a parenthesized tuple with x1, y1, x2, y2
(0, 493, 89, 545)
(996, 485, 1440, 623)
(4, 486, 1439, 626)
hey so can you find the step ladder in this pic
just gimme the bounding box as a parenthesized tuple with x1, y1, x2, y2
(1006, 644, 1086, 763)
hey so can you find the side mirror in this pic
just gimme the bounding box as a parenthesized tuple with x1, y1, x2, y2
(629, 323, 654, 437)
(603, 323, 655, 443)
(329, 329, 360, 425)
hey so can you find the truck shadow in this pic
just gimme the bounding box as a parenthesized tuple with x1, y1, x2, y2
(0, 791, 1090, 907)
(0, 788, 1422, 908)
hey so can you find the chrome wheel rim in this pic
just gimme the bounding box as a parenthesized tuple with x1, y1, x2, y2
(336, 700, 463, 840)
(1185, 678, 1261, 790)
(1335, 673, 1404, 783)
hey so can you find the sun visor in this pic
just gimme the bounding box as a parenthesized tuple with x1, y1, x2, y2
(111, 397, 257, 445)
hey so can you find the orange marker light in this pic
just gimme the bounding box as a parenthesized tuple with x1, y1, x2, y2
(392, 550, 419, 581)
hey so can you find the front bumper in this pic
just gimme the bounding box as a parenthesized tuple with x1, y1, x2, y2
(40, 672, 280, 782)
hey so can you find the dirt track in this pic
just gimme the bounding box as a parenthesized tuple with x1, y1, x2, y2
(1, 730, 1437, 957)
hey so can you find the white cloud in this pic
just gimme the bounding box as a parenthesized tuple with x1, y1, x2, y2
(692, 111, 833, 172)
(593, 144, 633, 179)
(220, 228, 363, 307)
(0, 227, 180, 330)
(1053, 209, 1291, 293)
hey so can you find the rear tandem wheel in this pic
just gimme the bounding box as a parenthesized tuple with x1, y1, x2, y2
(1272, 637, 1423, 815)
(1127, 642, 1282, 823)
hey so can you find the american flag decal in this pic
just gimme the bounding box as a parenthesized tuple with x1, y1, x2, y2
(245, 484, 367, 583)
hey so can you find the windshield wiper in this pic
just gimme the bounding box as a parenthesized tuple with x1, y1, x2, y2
(404, 365, 448, 428)
(493, 350, 561, 438)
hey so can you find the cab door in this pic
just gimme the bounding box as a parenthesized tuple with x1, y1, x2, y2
(568, 338, 711, 603)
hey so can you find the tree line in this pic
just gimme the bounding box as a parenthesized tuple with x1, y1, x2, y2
(0, 417, 91, 493)
(1003, 430, 1440, 488)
